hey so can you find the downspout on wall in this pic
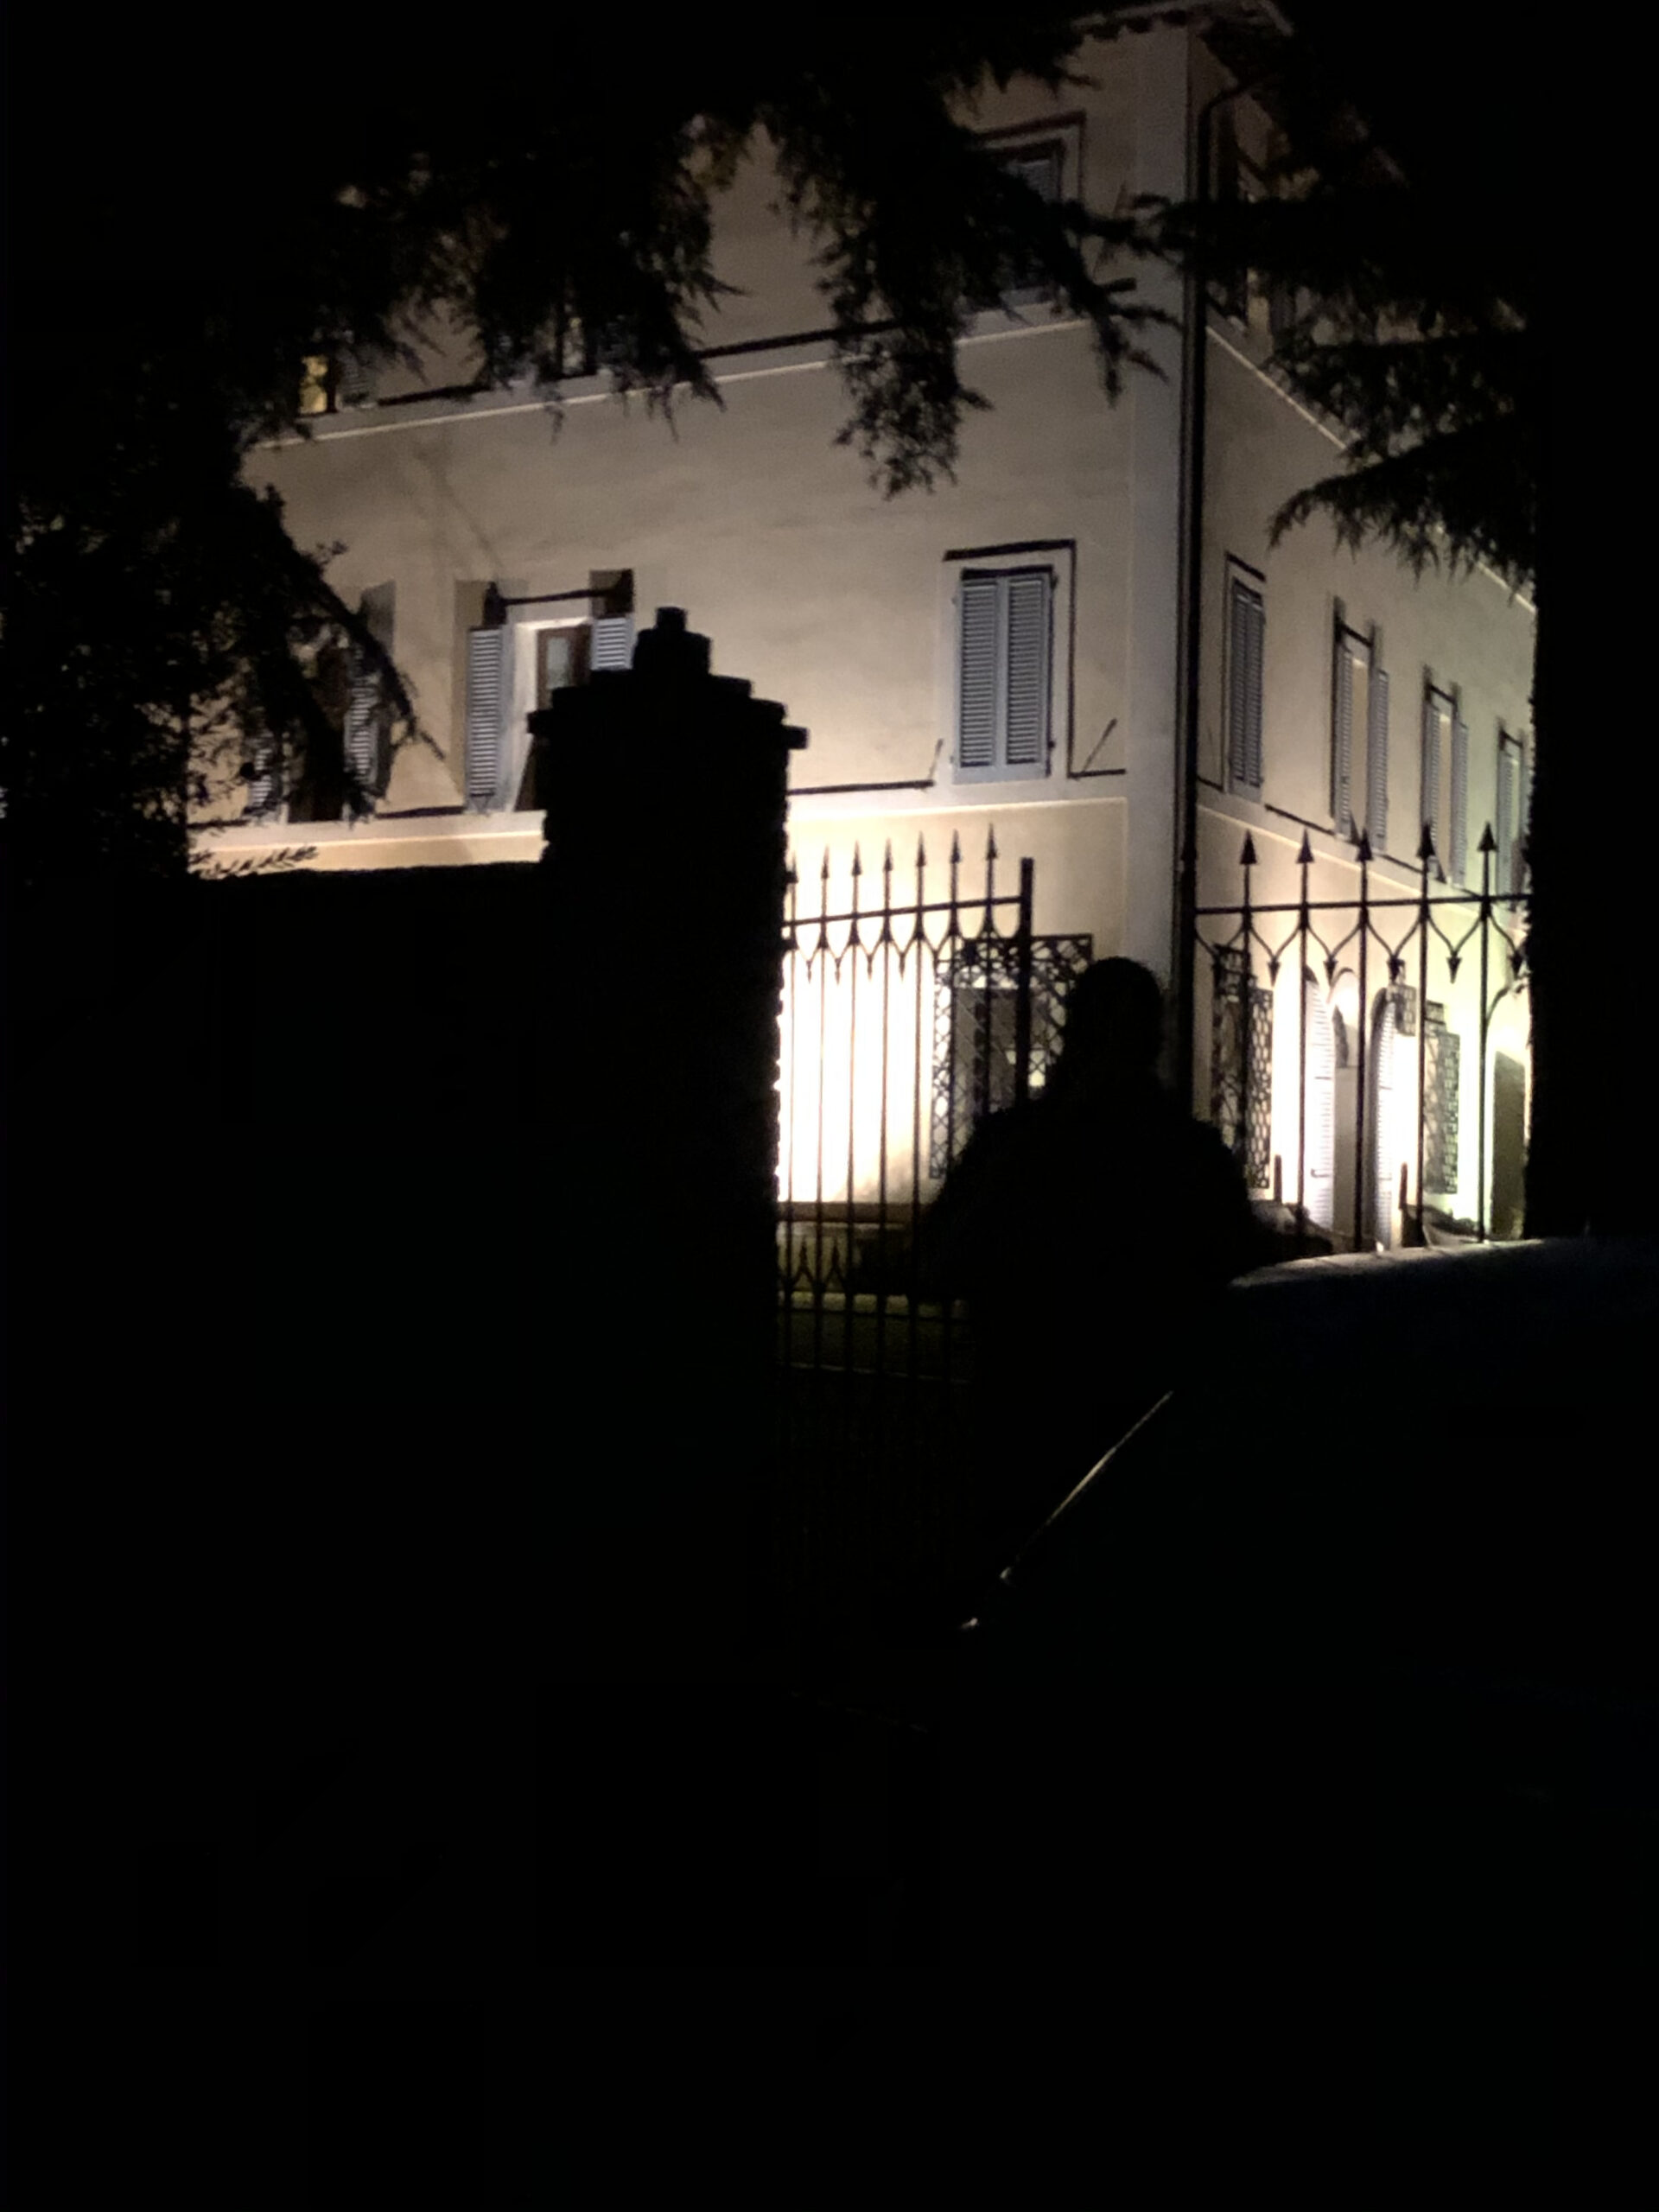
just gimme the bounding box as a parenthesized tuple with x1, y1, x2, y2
(1173, 48, 1278, 1115)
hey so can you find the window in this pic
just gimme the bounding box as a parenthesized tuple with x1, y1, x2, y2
(464, 581, 635, 811)
(952, 564, 1055, 782)
(296, 350, 375, 417)
(1211, 948, 1273, 1190)
(1424, 1002, 1460, 1194)
(1419, 681, 1467, 883)
(931, 933, 1094, 1177)
(974, 119, 1079, 315)
(298, 355, 333, 418)
(1225, 570, 1265, 798)
(1331, 609, 1389, 848)
(1496, 728, 1529, 898)
(995, 138, 1065, 308)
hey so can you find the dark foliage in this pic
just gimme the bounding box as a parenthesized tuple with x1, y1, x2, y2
(3, 13, 1166, 890)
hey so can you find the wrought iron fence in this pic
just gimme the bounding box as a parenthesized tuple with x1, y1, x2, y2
(771, 830, 1091, 1618)
(1196, 822, 1530, 1252)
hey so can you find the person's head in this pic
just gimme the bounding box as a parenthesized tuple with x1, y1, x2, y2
(1057, 958, 1164, 1079)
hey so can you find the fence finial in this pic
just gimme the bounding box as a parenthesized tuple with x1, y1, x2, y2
(1239, 832, 1257, 869)
(949, 831, 962, 866)
(1417, 821, 1438, 863)
(1356, 829, 1373, 864)
(1478, 821, 1497, 855)
(1297, 832, 1314, 868)
(914, 832, 927, 871)
(985, 825, 999, 864)
(850, 842, 862, 878)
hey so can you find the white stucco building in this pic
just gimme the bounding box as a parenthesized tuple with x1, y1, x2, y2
(197, 7, 1535, 1253)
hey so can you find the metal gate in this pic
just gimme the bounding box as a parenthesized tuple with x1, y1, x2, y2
(772, 830, 1091, 1620)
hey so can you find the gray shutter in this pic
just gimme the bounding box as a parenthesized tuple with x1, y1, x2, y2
(464, 626, 508, 809)
(1496, 738, 1516, 893)
(1421, 690, 1442, 868)
(957, 575, 1001, 770)
(1448, 709, 1469, 884)
(343, 652, 378, 793)
(1003, 570, 1052, 769)
(1229, 581, 1264, 796)
(1332, 632, 1354, 837)
(1519, 741, 1532, 889)
(1227, 585, 1249, 789)
(589, 613, 635, 671)
(1366, 665, 1389, 852)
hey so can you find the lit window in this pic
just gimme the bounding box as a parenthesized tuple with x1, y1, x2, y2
(298, 355, 333, 416)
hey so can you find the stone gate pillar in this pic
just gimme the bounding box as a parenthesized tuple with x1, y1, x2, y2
(529, 608, 805, 1686)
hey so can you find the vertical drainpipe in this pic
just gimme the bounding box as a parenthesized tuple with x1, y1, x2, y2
(1173, 67, 1213, 1116)
(1174, 63, 1271, 1116)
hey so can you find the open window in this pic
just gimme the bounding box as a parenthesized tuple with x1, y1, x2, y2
(463, 575, 635, 811)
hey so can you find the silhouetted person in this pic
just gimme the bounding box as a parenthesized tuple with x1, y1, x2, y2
(922, 957, 1264, 1600)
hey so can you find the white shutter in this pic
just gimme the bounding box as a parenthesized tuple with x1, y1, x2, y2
(957, 575, 1001, 770)
(1305, 976, 1336, 1232)
(343, 652, 378, 793)
(1496, 737, 1516, 894)
(1332, 633, 1354, 836)
(1003, 571, 1052, 768)
(1366, 665, 1389, 851)
(1370, 992, 1396, 1249)
(589, 613, 636, 671)
(464, 626, 508, 810)
(1421, 690, 1442, 870)
(246, 736, 276, 817)
(1448, 709, 1469, 884)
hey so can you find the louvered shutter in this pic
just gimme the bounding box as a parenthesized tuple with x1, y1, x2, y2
(1227, 586, 1249, 789)
(246, 736, 276, 817)
(1366, 665, 1389, 851)
(1421, 691, 1442, 869)
(464, 626, 509, 810)
(1496, 738, 1516, 894)
(343, 652, 378, 794)
(1518, 742, 1532, 890)
(1003, 571, 1052, 768)
(1305, 976, 1336, 1231)
(1448, 709, 1469, 884)
(1243, 589, 1265, 791)
(589, 613, 636, 671)
(1229, 581, 1264, 795)
(957, 575, 1000, 770)
(1332, 632, 1354, 836)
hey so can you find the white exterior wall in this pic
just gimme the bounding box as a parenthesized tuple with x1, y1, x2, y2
(197, 24, 1537, 1236)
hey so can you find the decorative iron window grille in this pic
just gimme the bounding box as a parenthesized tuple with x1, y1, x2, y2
(931, 933, 1093, 1178)
(1391, 982, 1418, 1037)
(1424, 1002, 1460, 1193)
(1211, 949, 1273, 1188)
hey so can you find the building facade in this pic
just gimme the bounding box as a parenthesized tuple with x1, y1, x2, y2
(195, 11, 1535, 1254)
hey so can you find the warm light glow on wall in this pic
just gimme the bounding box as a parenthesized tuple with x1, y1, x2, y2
(776, 924, 934, 1209)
